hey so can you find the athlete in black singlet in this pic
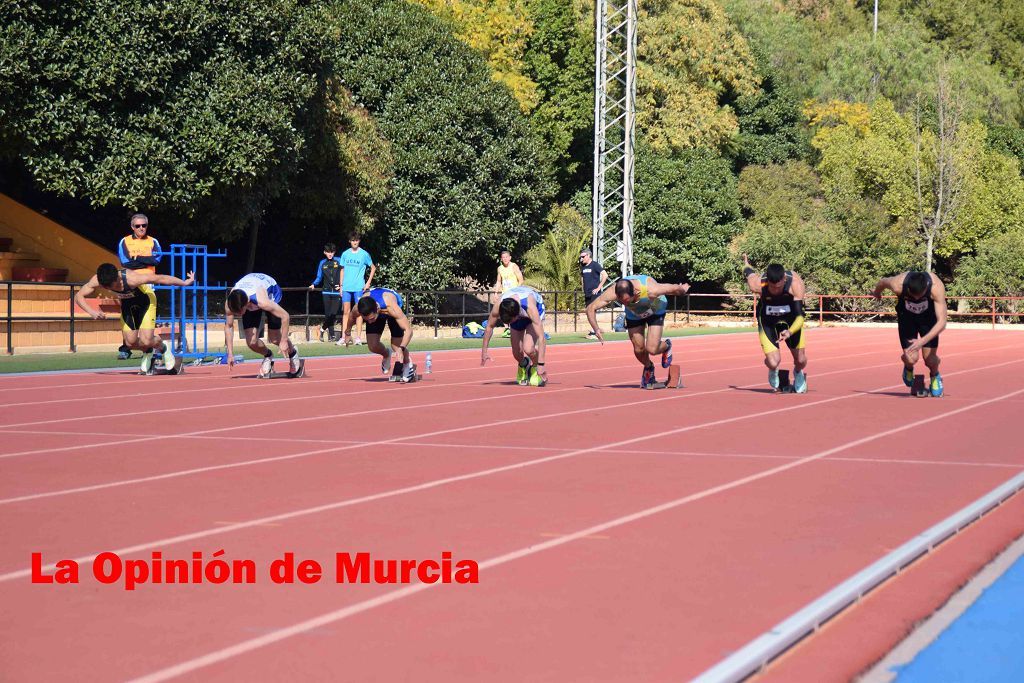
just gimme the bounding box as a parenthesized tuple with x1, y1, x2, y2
(872, 270, 947, 396)
(744, 256, 808, 393)
(75, 263, 194, 373)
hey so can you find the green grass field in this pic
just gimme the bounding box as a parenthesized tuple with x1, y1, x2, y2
(0, 327, 750, 374)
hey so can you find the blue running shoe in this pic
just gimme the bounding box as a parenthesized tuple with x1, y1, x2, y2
(768, 368, 779, 390)
(902, 366, 914, 387)
(930, 373, 943, 397)
(661, 338, 673, 369)
(641, 365, 656, 388)
(794, 371, 807, 394)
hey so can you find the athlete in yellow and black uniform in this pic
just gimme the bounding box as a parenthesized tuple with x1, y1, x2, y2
(116, 214, 163, 359)
(75, 263, 194, 374)
(744, 255, 808, 393)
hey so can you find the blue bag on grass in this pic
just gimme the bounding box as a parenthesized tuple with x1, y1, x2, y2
(462, 321, 487, 338)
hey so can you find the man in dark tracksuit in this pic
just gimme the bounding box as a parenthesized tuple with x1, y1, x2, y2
(309, 243, 344, 342)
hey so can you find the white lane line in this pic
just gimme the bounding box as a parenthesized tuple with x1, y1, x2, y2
(123, 384, 1024, 683)
(4, 356, 1020, 584)
(0, 341, 900, 460)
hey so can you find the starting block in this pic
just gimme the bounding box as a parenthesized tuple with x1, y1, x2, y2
(142, 363, 184, 376)
(390, 363, 422, 383)
(912, 374, 928, 398)
(777, 369, 794, 394)
(260, 358, 305, 379)
(645, 365, 683, 390)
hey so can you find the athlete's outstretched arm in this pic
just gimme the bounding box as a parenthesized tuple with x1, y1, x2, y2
(223, 305, 237, 367)
(645, 277, 691, 298)
(481, 298, 502, 365)
(386, 294, 413, 364)
(742, 254, 761, 294)
(526, 296, 546, 373)
(133, 270, 195, 287)
(248, 288, 292, 352)
(585, 288, 618, 343)
(926, 277, 948, 339)
(872, 273, 905, 299)
(780, 273, 807, 341)
(74, 276, 106, 319)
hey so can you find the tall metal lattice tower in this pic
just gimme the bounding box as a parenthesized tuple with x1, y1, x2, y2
(591, 0, 637, 277)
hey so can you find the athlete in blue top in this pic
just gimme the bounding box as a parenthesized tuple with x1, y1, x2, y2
(225, 273, 300, 377)
(308, 242, 343, 342)
(586, 275, 690, 387)
(340, 233, 376, 346)
(481, 285, 547, 386)
(355, 287, 415, 382)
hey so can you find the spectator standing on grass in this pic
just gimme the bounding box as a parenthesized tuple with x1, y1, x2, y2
(116, 214, 163, 360)
(308, 242, 343, 342)
(338, 232, 375, 346)
(579, 249, 607, 339)
(494, 250, 524, 294)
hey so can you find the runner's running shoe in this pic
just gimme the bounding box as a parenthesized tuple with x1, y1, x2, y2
(517, 357, 531, 385)
(794, 371, 807, 394)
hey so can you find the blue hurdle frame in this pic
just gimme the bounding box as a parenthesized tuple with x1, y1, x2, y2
(155, 244, 241, 365)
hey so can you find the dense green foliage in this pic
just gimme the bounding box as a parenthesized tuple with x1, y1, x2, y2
(522, 202, 591, 291)
(328, 0, 555, 290)
(2, 0, 1024, 300)
(634, 144, 742, 283)
(0, 0, 324, 240)
(522, 0, 594, 195)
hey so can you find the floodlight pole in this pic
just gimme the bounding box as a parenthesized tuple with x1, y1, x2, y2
(592, 0, 637, 277)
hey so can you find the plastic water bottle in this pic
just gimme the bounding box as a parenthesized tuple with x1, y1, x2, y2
(425, 352, 432, 374)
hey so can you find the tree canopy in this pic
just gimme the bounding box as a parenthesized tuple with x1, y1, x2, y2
(4, 0, 1024, 299)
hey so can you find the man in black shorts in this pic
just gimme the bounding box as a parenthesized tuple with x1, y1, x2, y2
(224, 272, 300, 378)
(585, 275, 690, 388)
(872, 270, 947, 396)
(744, 256, 809, 393)
(579, 249, 607, 338)
(355, 287, 415, 382)
(75, 263, 194, 373)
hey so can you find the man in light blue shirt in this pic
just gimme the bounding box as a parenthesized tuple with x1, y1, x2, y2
(339, 232, 376, 346)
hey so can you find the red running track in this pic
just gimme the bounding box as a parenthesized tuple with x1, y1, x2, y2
(1, 327, 1022, 682)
